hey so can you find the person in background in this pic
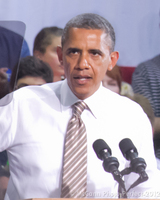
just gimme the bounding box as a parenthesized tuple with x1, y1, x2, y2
(102, 65, 121, 94)
(0, 68, 9, 99)
(0, 151, 8, 171)
(33, 26, 64, 82)
(102, 65, 134, 96)
(153, 133, 160, 170)
(9, 56, 53, 91)
(0, 26, 30, 71)
(132, 54, 160, 134)
(0, 168, 10, 200)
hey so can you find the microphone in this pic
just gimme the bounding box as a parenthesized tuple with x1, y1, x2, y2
(119, 138, 148, 176)
(93, 139, 119, 174)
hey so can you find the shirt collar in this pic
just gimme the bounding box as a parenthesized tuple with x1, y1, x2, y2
(60, 79, 105, 118)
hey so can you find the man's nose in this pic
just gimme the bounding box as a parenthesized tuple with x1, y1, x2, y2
(77, 54, 90, 69)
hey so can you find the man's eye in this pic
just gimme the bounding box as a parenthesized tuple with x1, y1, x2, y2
(71, 50, 78, 54)
(92, 52, 98, 56)
(67, 49, 79, 55)
(90, 50, 102, 56)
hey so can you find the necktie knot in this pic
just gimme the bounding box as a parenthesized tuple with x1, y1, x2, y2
(72, 101, 88, 118)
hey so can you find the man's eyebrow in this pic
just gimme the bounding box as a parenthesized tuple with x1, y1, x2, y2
(65, 48, 104, 55)
(89, 49, 103, 55)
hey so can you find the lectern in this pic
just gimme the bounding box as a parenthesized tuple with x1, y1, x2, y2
(25, 199, 158, 200)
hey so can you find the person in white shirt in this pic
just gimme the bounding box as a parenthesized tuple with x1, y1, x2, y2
(0, 13, 160, 200)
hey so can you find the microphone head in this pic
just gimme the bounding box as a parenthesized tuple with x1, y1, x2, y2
(93, 139, 111, 160)
(119, 138, 138, 160)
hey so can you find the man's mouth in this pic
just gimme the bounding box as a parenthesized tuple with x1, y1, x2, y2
(74, 76, 91, 80)
(73, 76, 92, 84)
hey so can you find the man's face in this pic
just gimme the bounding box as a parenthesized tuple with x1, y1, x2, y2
(102, 74, 120, 94)
(38, 36, 65, 82)
(57, 28, 119, 99)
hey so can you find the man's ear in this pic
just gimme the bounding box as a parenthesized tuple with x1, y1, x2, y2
(108, 51, 119, 71)
(33, 50, 43, 59)
(57, 46, 63, 65)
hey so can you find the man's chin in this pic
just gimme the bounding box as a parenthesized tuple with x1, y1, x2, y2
(73, 88, 93, 100)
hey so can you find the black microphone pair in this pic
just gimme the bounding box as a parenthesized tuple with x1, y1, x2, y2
(93, 138, 148, 196)
(93, 138, 147, 175)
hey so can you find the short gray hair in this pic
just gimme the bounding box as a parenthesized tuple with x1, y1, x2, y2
(62, 13, 115, 53)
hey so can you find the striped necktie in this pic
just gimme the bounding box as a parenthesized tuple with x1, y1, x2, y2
(61, 101, 88, 198)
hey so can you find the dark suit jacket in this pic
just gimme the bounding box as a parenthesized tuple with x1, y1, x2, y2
(0, 26, 24, 70)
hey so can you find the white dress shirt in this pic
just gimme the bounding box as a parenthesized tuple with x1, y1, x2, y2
(0, 79, 159, 200)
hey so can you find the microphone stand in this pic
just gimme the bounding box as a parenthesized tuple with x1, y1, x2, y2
(120, 165, 148, 193)
(103, 157, 127, 198)
(112, 169, 127, 198)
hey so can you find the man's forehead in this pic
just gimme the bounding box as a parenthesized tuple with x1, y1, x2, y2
(62, 28, 109, 50)
(65, 28, 107, 43)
